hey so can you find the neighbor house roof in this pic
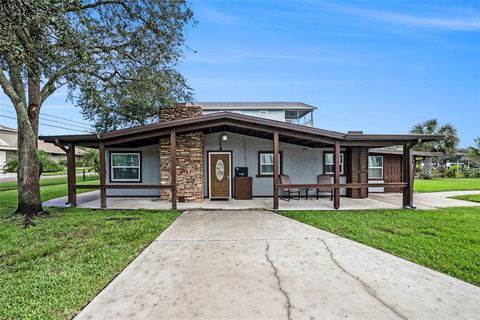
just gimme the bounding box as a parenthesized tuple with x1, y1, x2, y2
(0, 124, 17, 133)
(38, 140, 85, 156)
(40, 112, 441, 149)
(197, 102, 317, 111)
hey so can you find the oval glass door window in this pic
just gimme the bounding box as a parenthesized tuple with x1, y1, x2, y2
(215, 159, 225, 180)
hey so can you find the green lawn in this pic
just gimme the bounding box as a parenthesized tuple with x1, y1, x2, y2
(0, 176, 99, 208)
(451, 194, 480, 203)
(414, 178, 480, 193)
(41, 167, 94, 176)
(281, 207, 480, 286)
(0, 178, 180, 319)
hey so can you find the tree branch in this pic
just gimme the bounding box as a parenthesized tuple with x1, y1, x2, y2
(0, 69, 22, 107)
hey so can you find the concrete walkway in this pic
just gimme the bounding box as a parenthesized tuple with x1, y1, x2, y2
(44, 190, 480, 211)
(75, 210, 480, 320)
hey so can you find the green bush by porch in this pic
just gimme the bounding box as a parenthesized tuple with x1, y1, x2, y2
(281, 207, 480, 286)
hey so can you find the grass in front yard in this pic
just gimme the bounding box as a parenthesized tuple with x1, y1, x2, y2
(451, 194, 480, 203)
(414, 178, 480, 193)
(0, 207, 180, 319)
(281, 207, 480, 286)
(0, 176, 99, 209)
(0, 175, 180, 319)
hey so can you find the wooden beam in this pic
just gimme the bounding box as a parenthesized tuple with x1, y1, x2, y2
(54, 139, 68, 153)
(402, 143, 415, 208)
(170, 130, 177, 210)
(99, 142, 107, 209)
(67, 143, 76, 206)
(278, 182, 407, 188)
(273, 130, 279, 210)
(72, 184, 174, 189)
(334, 142, 341, 209)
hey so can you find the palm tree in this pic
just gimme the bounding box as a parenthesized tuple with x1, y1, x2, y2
(80, 149, 100, 174)
(410, 119, 459, 179)
(4, 150, 64, 175)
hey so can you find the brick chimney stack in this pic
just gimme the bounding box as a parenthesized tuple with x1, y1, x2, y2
(159, 103, 203, 122)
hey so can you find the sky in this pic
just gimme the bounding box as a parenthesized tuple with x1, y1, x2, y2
(0, 0, 479, 147)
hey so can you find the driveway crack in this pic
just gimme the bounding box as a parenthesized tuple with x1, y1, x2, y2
(265, 241, 293, 320)
(320, 239, 408, 320)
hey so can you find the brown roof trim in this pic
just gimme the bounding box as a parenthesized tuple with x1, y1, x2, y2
(369, 148, 443, 157)
(40, 112, 442, 146)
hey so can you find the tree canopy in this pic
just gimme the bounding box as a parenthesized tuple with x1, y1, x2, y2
(0, 0, 194, 222)
(410, 119, 459, 156)
(1, 0, 194, 132)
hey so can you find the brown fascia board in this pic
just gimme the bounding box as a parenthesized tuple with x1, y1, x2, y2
(40, 112, 442, 146)
(344, 133, 442, 142)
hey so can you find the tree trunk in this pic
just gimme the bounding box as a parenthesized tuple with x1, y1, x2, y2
(16, 114, 43, 223)
(423, 157, 433, 179)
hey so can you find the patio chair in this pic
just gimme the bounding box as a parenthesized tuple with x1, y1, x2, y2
(279, 174, 301, 201)
(316, 175, 333, 201)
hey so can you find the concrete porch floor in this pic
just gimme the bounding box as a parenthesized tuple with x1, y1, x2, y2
(43, 190, 480, 211)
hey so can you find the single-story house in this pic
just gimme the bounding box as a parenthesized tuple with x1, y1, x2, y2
(0, 124, 17, 171)
(0, 124, 85, 172)
(40, 103, 441, 210)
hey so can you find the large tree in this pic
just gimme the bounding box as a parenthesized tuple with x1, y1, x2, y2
(0, 1, 193, 223)
(410, 119, 459, 179)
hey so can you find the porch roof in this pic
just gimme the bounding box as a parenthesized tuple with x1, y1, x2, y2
(40, 112, 441, 148)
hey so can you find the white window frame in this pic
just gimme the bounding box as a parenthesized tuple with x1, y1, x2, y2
(368, 156, 384, 179)
(258, 151, 282, 176)
(110, 152, 141, 182)
(324, 153, 344, 175)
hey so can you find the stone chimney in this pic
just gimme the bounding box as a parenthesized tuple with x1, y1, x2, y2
(159, 103, 203, 122)
(159, 103, 205, 203)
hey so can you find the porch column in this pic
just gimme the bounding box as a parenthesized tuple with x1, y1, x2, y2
(273, 130, 279, 210)
(99, 142, 107, 209)
(67, 143, 76, 206)
(402, 143, 415, 208)
(170, 130, 177, 210)
(334, 141, 341, 209)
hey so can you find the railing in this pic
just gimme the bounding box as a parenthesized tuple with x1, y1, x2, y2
(277, 182, 407, 189)
(70, 184, 174, 190)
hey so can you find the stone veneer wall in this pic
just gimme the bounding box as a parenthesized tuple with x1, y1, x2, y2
(159, 104, 205, 202)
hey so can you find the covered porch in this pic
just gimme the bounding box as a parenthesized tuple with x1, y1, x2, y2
(40, 112, 440, 211)
(43, 189, 480, 211)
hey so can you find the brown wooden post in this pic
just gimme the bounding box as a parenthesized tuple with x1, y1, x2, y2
(67, 143, 77, 206)
(402, 143, 415, 208)
(273, 130, 279, 210)
(170, 130, 177, 210)
(334, 141, 341, 209)
(99, 142, 107, 209)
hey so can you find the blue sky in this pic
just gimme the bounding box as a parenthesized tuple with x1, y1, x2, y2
(1, 0, 479, 147)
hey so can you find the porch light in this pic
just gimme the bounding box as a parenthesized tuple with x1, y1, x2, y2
(221, 134, 228, 141)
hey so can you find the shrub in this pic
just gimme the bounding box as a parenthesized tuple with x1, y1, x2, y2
(445, 167, 457, 178)
(4, 150, 65, 174)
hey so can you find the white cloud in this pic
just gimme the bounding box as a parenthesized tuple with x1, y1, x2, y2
(323, 4, 480, 31)
(196, 4, 237, 27)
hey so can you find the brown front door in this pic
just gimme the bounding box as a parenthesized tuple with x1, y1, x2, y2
(209, 153, 231, 198)
(384, 155, 403, 193)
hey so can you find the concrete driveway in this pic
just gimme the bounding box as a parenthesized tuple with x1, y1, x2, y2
(75, 210, 480, 320)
